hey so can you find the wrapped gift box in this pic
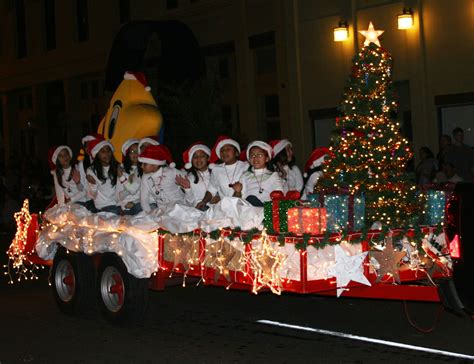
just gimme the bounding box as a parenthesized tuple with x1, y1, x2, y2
(287, 206, 327, 235)
(263, 199, 298, 233)
(308, 193, 365, 233)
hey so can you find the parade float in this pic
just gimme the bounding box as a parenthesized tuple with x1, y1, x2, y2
(5, 23, 474, 324)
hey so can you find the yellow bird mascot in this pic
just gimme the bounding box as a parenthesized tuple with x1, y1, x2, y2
(97, 71, 163, 161)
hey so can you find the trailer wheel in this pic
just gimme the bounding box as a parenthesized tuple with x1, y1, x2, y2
(51, 248, 96, 315)
(97, 254, 148, 324)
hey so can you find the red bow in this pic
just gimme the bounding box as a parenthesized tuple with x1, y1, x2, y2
(270, 190, 301, 201)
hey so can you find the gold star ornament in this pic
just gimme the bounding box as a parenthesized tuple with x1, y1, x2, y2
(359, 21, 384, 47)
(370, 237, 406, 283)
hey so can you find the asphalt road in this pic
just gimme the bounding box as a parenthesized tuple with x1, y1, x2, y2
(1, 237, 474, 364)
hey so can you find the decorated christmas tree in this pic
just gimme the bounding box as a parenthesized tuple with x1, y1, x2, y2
(316, 22, 421, 228)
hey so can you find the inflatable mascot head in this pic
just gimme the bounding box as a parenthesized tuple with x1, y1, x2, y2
(97, 71, 162, 161)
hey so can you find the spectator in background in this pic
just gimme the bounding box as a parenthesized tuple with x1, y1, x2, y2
(436, 134, 452, 167)
(434, 162, 464, 184)
(444, 127, 474, 181)
(415, 147, 437, 185)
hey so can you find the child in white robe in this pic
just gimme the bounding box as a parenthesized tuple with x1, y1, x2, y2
(117, 138, 142, 215)
(85, 138, 121, 214)
(139, 145, 185, 213)
(175, 142, 212, 209)
(269, 139, 304, 194)
(196, 135, 248, 209)
(232, 140, 283, 206)
(302, 147, 330, 200)
(48, 145, 87, 206)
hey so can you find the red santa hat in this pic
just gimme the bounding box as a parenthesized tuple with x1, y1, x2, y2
(48, 145, 73, 170)
(209, 135, 241, 165)
(182, 142, 211, 169)
(139, 145, 176, 168)
(138, 136, 160, 151)
(81, 132, 103, 146)
(246, 140, 273, 161)
(269, 139, 292, 158)
(121, 138, 140, 160)
(87, 138, 115, 159)
(124, 71, 151, 92)
(304, 147, 330, 177)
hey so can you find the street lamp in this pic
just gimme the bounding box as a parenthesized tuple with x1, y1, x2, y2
(334, 21, 349, 42)
(398, 8, 414, 29)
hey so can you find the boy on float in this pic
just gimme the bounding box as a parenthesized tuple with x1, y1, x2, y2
(85, 138, 121, 214)
(139, 144, 185, 213)
(175, 142, 212, 209)
(196, 136, 248, 209)
(269, 139, 304, 194)
(302, 147, 330, 199)
(232, 140, 283, 207)
(48, 145, 87, 206)
(117, 138, 142, 215)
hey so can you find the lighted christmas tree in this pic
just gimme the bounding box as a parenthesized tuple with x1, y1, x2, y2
(316, 22, 420, 228)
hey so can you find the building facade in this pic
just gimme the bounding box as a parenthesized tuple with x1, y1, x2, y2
(1, 0, 473, 169)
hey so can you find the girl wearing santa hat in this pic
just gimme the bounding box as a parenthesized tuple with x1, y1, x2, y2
(85, 138, 121, 214)
(49, 145, 87, 206)
(139, 144, 185, 213)
(232, 140, 283, 206)
(196, 135, 248, 209)
(116, 138, 142, 215)
(302, 147, 330, 199)
(77, 133, 103, 211)
(175, 142, 212, 209)
(269, 139, 304, 194)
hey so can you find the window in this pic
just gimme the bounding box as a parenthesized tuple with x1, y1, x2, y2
(15, 0, 27, 58)
(255, 47, 276, 75)
(91, 80, 99, 98)
(264, 95, 279, 118)
(44, 0, 56, 50)
(76, 0, 89, 42)
(219, 58, 229, 79)
(119, 0, 130, 23)
(80, 82, 88, 100)
(166, 0, 178, 10)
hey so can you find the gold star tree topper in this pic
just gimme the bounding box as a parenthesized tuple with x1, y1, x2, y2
(359, 21, 384, 47)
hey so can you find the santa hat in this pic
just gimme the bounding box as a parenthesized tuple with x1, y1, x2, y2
(48, 145, 73, 170)
(269, 139, 292, 158)
(182, 142, 211, 169)
(121, 138, 140, 159)
(87, 138, 115, 159)
(139, 145, 176, 168)
(124, 71, 151, 92)
(138, 136, 160, 151)
(246, 140, 273, 161)
(209, 135, 241, 165)
(304, 147, 330, 177)
(81, 133, 103, 146)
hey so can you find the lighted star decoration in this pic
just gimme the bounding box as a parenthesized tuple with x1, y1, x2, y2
(370, 237, 406, 283)
(202, 238, 243, 285)
(250, 233, 286, 295)
(5, 199, 43, 283)
(167, 235, 193, 275)
(359, 21, 384, 47)
(327, 245, 371, 297)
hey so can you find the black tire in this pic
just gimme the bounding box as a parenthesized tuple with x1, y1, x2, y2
(97, 254, 149, 324)
(51, 247, 96, 315)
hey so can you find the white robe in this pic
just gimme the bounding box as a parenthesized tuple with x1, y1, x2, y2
(240, 168, 284, 202)
(86, 166, 118, 209)
(140, 166, 185, 212)
(183, 169, 211, 207)
(116, 165, 141, 209)
(207, 161, 249, 198)
(52, 166, 87, 206)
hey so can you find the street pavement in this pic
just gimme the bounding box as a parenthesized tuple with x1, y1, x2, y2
(1, 236, 474, 364)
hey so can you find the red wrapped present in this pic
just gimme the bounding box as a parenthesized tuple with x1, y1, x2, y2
(287, 206, 327, 235)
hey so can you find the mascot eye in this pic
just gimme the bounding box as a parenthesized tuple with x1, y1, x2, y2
(108, 105, 120, 139)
